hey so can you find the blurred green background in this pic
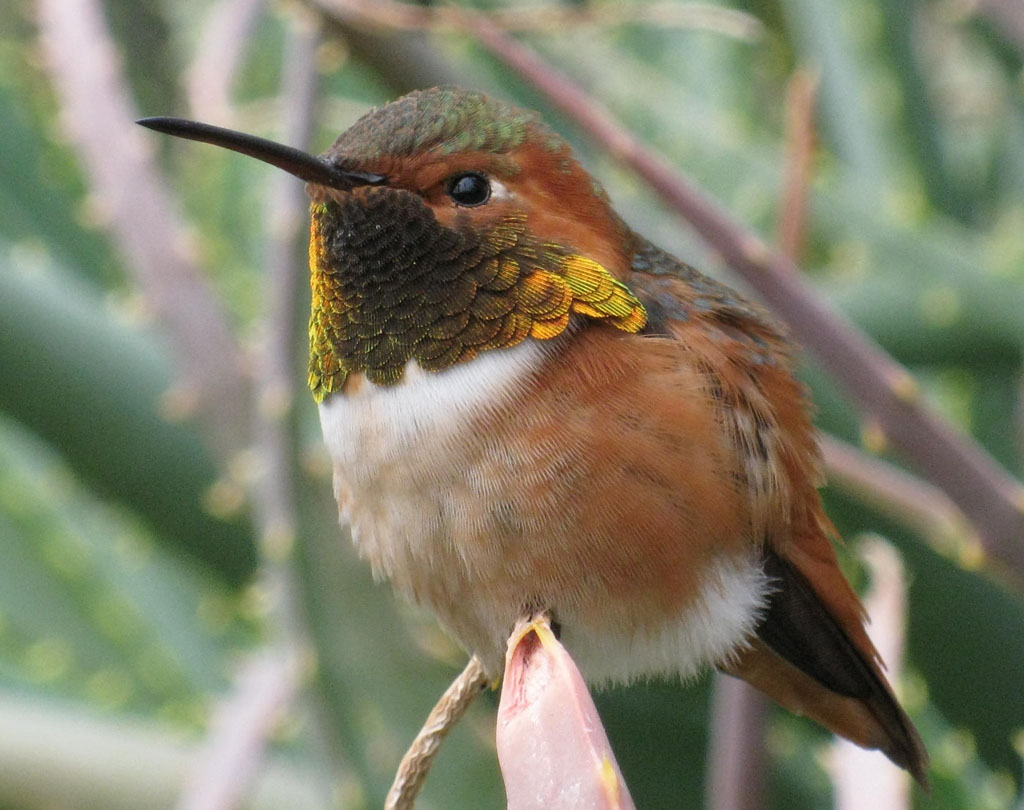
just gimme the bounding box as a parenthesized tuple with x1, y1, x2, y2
(1, 0, 1023, 808)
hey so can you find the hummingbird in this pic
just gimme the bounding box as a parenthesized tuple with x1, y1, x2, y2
(139, 86, 928, 784)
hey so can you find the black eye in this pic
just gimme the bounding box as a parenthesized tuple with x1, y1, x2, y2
(447, 173, 491, 206)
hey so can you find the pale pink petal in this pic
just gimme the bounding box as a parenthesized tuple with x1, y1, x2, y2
(497, 618, 635, 810)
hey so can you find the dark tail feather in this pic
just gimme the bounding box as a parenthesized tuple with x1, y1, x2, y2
(726, 550, 929, 787)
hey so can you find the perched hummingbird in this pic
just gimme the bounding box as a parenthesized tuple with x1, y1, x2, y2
(140, 86, 928, 783)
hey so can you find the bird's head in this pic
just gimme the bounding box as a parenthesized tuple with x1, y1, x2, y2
(140, 87, 647, 400)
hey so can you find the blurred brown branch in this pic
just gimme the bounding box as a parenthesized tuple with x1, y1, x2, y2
(705, 675, 767, 810)
(186, 0, 267, 124)
(968, 0, 1024, 56)
(315, 0, 762, 39)
(769, 66, 975, 565)
(172, 17, 324, 810)
(821, 434, 979, 565)
(778, 69, 819, 263)
(36, 0, 250, 465)
(175, 650, 302, 810)
(251, 9, 321, 616)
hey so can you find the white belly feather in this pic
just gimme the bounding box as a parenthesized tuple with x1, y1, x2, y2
(317, 341, 547, 583)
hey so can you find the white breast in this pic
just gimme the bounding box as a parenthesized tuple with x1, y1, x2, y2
(317, 341, 546, 585)
(319, 341, 545, 456)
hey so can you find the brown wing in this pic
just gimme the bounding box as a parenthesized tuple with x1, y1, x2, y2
(629, 242, 929, 785)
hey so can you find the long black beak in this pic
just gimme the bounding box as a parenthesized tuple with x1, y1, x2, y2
(136, 117, 385, 189)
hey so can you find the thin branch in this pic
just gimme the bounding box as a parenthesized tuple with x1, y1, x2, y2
(967, 0, 1024, 58)
(176, 17, 330, 810)
(36, 0, 250, 465)
(705, 78, 813, 801)
(777, 69, 819, 263)
(385, 656, 489, 810)
(252, 10, 339, 805)
(251, 9, 321, 590)
(456, 16, 1024, 579)
(317, 0, 762, 40)
(820, 434, 980, 564)
(705, 676, 768, 810)
(771, 68, 975, 565)
(175, 650, 302, 810)
(186, 0, 267, 124)
(832, 538, 912, 809)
